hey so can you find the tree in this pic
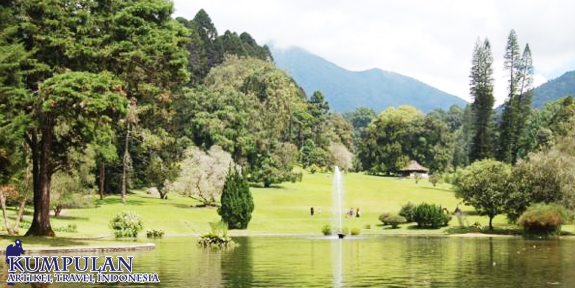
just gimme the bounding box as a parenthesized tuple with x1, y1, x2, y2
(328, 142, 353, 171)
(218, 166, 254, 229)
(179, 56, 304, 187)
(0, 0, 189, 236)
(498, 30, 533, 164)
(453, 159, 512, 230)
(169, 145, 233, 206)
(469, 38, 495, 162)
(358, 106, 424, 174)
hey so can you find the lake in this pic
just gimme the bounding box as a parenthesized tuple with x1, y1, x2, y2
(3, 236, 575, 287)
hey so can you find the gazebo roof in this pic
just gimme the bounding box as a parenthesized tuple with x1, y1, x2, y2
(400, 160, 429, 172)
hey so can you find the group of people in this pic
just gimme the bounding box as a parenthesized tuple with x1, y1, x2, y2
(347, 207, 361, 218)
(309, 206, 361, 218)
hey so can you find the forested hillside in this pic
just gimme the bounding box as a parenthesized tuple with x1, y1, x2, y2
(273, 46, 468, 113)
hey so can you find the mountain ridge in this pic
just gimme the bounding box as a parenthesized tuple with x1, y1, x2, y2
(272, 46, 468, 113)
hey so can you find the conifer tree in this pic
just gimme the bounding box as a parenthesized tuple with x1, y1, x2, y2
(498, 30, 532, 164)
(469, 38, 495, 162)
(218, 166, 254, 229)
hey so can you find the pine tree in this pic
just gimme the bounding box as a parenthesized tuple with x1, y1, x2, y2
(498, 30, 529, 164)
(218, 166, 254, 229)
(469, 38, 495, 162)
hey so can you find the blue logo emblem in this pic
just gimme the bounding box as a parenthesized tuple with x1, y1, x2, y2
(5, 239, 25, 286)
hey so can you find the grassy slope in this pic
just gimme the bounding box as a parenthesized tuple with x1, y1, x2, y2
(1, 172, 573, 246)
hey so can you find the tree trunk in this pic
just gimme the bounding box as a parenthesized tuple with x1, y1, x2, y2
(12, 197, 26, 234)
(488, 215, 494, 231)
(54, 205, 62, 217)
(99, 162, 105, 200)
(121, 123, 130, 204)
(0, 193, 14, 235)
(26, 126, 55, 236)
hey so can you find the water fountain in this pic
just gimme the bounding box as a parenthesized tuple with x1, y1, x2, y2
(332, 166, 345, 239)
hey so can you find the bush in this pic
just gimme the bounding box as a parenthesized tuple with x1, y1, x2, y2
(321, 224, 333, 235)
(109, 211, 144, 238)
(309, 164, 320, 174)
(197, 232, 236, 248)
(413, 203, 449, 228)
(384, 215, 407, 228)
(429, 174, 442, 187)
(341, 227, 350, 235)
(146, 229, 165, 238)
(53, 224, 78, 233)
(351, 227, 361, 235)
(399, 202, 416, 222)
(518, 203, 567, 236)
(378, 212, 393, 225)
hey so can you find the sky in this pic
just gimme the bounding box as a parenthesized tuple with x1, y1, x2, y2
(172, 0, 575, 106)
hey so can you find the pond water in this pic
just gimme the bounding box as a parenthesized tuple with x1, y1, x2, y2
(3, 236, 575, 287)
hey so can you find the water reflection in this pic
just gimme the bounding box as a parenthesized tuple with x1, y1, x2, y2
(1, 236, 574, 287)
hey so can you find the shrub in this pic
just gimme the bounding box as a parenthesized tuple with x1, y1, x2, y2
(384, 215, 407, 228)
(399, 202, 416, 222)
(197, 232, 236, 248)
(518, 203, 567, 236)
(341, 227, 350, 235)
(309, 164, 320, 174)
(429, 174, 442, 187)
(109, 211, 144, 238)
(351, 228, 361, 235)
(413, 203, 449, 228)
(321, 224, 333, 235)
(378, 212, 393, 225)
(146, 229, 165, 238)
(53, 224, 78, 233)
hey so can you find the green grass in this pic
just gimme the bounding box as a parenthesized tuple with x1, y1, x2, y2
(1, 171, 573, 246)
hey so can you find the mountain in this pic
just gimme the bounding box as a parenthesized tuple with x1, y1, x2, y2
(272, 46, 468, 113)
(531, 71, 575, 108)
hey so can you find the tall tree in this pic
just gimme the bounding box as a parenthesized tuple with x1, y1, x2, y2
(218, 166, 254, 229)
(497, 30, 532, 164)
(0, 0, 190, 236)
(469, 38, 495, 162)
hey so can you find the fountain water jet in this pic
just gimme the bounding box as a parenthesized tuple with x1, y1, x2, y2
(332, 166, 344, 238)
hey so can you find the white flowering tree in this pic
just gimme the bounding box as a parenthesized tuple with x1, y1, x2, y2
(169, 145, 233, 206)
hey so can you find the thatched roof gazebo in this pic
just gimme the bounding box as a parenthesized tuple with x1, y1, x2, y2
(399, 160, 429, 177)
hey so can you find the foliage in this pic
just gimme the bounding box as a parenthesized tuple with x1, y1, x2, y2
(109, 211, 144, 238)
(321, 224, 333, 236)
(328, 142, 353, 171)
(169, 145, 233, 205)
(146, 229, 165, 238)
(428, 174, 442, 187)
(517, 203, 567, 236)
(469, 38, 495, 162)
(179, 56, 304, 187)
(453, 159, 512, 229)
(350, 227, 361, 235)
(218, 166, 254, 229)
(308, 164, 320, 174)
(497, 30, 533, 164)
(359, 105, 455, 174)
(53, 224, 77, 233)
(197, 232, 236, 248)
(384, 215, 407, 228)
(378, 212, 393, 225)
(399, 202, 417, 223)
(412, 203, 450, 228)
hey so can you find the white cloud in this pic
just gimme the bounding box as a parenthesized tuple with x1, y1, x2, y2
(172, 0, 575, 107)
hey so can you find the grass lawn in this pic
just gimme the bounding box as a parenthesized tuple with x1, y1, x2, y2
(1, 171, 573, 246)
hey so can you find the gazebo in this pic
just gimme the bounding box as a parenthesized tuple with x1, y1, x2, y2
(399, 160, 429, 178)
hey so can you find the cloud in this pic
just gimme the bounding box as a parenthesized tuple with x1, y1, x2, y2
(172, 0, 575, 107)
